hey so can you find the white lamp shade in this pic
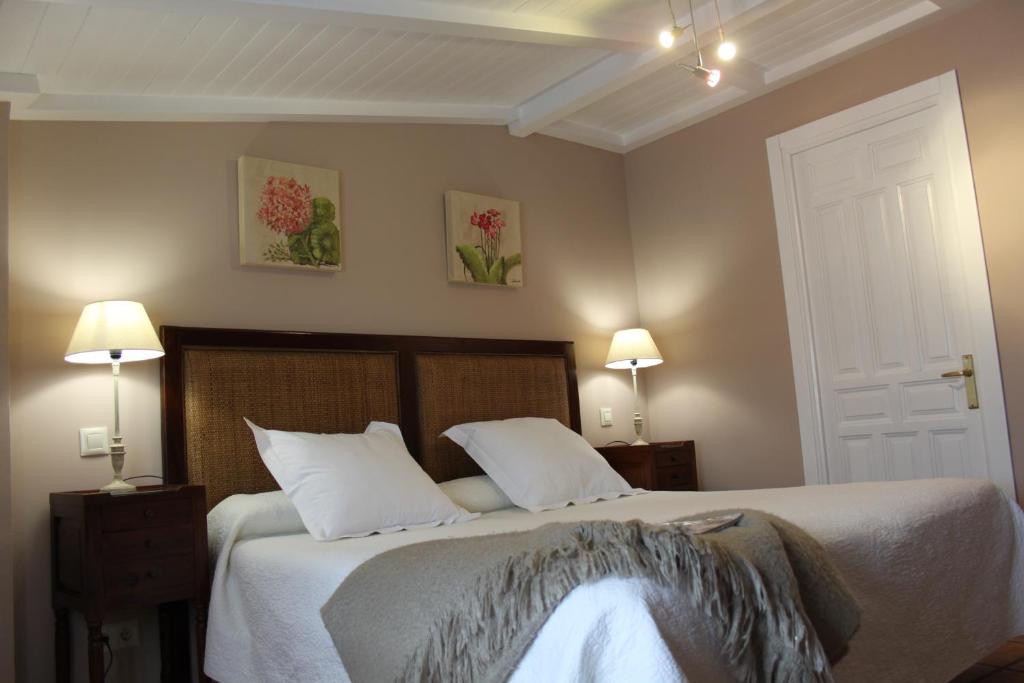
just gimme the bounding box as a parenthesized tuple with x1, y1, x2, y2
(605, 328, 663, 369)
(65, 301, 165, 364)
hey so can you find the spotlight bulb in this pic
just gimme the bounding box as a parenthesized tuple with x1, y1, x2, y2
(717, 40, 737, 61)
(692, 66, 721, 88)
(659, 26, 683, 48)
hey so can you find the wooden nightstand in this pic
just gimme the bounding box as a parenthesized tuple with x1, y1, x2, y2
(50, 484, 209, 683)
(596, 441, 699, 491)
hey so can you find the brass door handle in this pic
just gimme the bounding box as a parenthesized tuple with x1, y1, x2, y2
(941, 354, 979, 409)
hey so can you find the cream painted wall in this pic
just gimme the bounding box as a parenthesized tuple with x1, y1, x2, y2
(1, 101, 15, 683)
(7, 122, 644, 681)
(625, 0, 1024, 499)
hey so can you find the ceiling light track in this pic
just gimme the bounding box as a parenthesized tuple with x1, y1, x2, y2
(658, 0, 737, 88)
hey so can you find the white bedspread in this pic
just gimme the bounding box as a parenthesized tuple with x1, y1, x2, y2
(205, 479, 1024, 683)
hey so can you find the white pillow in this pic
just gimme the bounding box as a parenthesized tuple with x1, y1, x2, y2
(245, 419, 477, 540)
(442, 417, 643, 512)
(438, 475, 514, 513)
(207, 490, 305, 558)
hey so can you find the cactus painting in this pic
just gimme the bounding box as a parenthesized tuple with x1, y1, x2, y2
(238, 156, 342, 271)
(445, 191, 522, 287)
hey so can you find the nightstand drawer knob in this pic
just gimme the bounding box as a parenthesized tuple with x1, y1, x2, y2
(143, 538, 154, 549)
(146, 568, 161, 580)
(143, 508, 157, 519)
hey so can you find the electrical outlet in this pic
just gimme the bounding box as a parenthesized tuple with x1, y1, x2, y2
(102, 619, 140, 651)
(599, 407, 613, 427)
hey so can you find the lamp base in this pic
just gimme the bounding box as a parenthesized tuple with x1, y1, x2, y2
(101, 478, 137, 494)
(104, 435, 135, 494)
(632, 412, 647, 446)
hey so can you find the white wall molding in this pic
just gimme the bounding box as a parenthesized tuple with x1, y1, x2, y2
(541, 120, 626, 153)
(0, 99, 14, 683)
(763, 1, 941, 85)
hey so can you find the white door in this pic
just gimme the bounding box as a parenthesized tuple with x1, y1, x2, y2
(767, 72, 1015, 497)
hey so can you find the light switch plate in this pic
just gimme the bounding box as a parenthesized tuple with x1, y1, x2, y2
(599, 407, 613, 427)
(79, 426, 109, 457)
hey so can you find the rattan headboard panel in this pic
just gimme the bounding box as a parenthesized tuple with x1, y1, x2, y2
(182, 348, 398, 509)
(161, 327, 581, 511)
(416, 353, 571, 482)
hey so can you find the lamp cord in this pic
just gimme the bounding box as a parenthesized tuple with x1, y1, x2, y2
(103, 636, 114, 680)
(123, 475, 164, 482)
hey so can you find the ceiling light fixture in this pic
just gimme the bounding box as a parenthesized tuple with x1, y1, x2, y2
(693, 65, 721, 87)
(712, 0, 737, 61)
(658, 0, 683, 48)
(679, 0, 721, 88)
(659, 25, 684, 48)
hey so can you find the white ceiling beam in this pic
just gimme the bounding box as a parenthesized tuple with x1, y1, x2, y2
(702, 54, 765, 93)
(622, 85, 749, 151)
(509, 47, 681, 139)
(40, 0, 652, 51)
(508, 0, 793, 139)
(20, 92, 511, 124)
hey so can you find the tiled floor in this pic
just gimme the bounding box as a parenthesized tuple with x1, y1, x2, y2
(951, 638, 1024, 682)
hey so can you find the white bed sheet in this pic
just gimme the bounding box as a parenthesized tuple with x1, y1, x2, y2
(205, 479, 1024, 683)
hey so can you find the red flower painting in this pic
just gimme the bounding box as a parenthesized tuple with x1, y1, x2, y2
(256, 176, 313, 235)
(454, 203, 521, 285)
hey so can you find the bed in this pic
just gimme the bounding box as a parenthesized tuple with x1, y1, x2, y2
(159, 326, 1024, 683)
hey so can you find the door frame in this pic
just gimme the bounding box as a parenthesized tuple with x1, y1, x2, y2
(765, 70, 1015, 495)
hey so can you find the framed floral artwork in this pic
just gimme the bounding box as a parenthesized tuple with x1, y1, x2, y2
(444, 190, 522, 287)
(238, 156, 342, 271)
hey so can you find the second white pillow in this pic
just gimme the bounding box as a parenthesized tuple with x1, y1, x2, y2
(438, 475, 514, 513)
(246, 419, 477, 540)
(443, 417, 642, 512)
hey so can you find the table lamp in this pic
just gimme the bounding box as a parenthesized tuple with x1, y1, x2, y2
(605, 328, 663, 445)
(65, 301, 164, 493)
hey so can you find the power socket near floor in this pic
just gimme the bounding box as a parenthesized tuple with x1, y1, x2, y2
(102, 619, 140, 650)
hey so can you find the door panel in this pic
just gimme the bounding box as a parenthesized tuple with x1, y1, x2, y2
(783, 88, 1004, 490)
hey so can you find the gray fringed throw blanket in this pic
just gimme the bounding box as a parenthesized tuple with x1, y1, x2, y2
(321, 510, 860, 683)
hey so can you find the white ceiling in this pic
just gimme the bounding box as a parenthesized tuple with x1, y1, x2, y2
(0, 0, 970, 152)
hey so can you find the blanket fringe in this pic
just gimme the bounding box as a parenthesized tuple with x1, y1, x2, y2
(400, 519, 836, 683)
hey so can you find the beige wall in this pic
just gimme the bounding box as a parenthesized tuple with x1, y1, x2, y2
(7, 122, 643, 681)
(625, 0, 1024, 499)
(1, 101, 14, 683)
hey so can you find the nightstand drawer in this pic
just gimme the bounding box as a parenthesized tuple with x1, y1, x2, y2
(103, 554, 194, 599)
(659, 465, 698, 490)
(597, 440, 698, 491)
(102, 499, 192, 532)
(654, 443, 695, 468)
(51, 485, 208, 683)
(102, 525, 194, 559)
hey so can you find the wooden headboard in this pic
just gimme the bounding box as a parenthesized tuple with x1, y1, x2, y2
(160, 326, 581, 510)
